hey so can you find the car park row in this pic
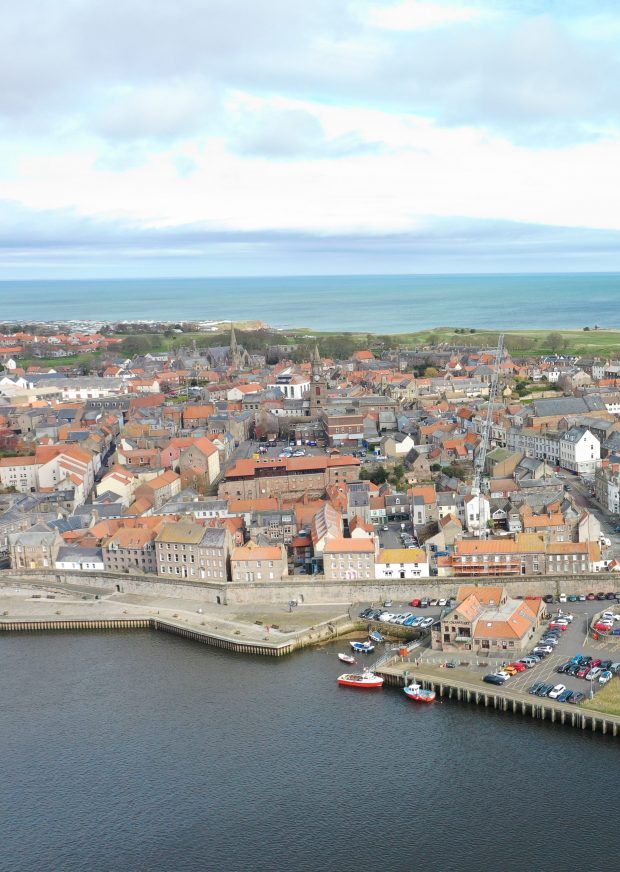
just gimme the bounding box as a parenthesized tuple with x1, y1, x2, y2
(483, 608, 619, 704)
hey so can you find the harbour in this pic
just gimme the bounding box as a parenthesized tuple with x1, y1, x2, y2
(1, 629, 617, 872)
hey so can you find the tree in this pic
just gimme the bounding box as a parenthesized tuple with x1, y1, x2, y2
(120, 335, 157, 356)
(424, 366, 439, 377)
(545, 331, 566, 354)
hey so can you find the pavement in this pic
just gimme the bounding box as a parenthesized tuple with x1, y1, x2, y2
(0, 580, 350, 641)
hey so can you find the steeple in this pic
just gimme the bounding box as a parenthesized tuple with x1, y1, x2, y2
(230, 324, 238, 353)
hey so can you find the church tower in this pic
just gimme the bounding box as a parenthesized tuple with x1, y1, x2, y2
(230, 324, 240, 368)
(309, 344, 326, 415)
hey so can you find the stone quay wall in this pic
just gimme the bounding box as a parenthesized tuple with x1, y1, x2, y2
(1, 568, 615, 607)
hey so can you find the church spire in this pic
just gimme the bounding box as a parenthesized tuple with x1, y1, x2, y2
(230, 324, 238, 352)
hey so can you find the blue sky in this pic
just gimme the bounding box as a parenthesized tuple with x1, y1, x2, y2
(1, 0, 620, 277)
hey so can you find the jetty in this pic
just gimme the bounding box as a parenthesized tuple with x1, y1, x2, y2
(378, 664, 620, 737)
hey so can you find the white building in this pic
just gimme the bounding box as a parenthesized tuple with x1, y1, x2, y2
(559, 427, 600, 477)
(267, 369, 310, 401)
(463, 493, 491, 534)
(375, 548, 430, 579)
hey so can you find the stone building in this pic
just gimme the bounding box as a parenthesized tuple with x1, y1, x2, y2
(8, 524, 62, 569)
(155, 521, 230, 581)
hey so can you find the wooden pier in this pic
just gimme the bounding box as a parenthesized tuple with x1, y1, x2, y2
(378, 666, 620, 737)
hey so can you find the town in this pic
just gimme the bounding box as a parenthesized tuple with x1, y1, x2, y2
(1, 321, 620, 587)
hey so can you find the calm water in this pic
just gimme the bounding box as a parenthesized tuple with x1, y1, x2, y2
(0, 631, 616, 872)
(0, 273, 619, 332)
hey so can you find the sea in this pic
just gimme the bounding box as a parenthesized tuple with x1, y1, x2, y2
(1, 631, 616, 872)
(0, 273, 619, 332)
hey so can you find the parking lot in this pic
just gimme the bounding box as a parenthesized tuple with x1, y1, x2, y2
(405, 599, 619, 701)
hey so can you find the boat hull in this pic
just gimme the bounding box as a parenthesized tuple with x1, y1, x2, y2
(337, 673, 384, 689)
(404, 687, 436, 703)
(350, 642, 375, 653)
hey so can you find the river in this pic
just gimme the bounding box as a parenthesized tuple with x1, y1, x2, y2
(1, 631, 616, 872)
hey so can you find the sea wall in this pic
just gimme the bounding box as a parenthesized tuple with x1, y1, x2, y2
(1, 568, 614, 606)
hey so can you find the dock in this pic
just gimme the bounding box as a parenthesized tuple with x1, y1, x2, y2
(378, 664, 620, 736)
(0, 613, 353, 657)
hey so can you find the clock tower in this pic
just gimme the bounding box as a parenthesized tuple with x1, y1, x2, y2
(309, 344, 325, 415)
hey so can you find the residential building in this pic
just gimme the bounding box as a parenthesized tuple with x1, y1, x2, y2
(375, 547, 429, 579)
(230, 541, 288, 582)
(323, 537, 377, 581)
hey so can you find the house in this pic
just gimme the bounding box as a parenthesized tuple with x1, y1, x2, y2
(103, 526, 159, 574)
(55, 546, 105, 572)
(8, 524, 62, 569)
(134, 470, 182, 510)
(155, 521, 230, 581)
(375, 547, 429, 579)
(431, 584, 544, 653)
(380, 432, 415, 458)
(323, 537, 377, 581)
(559, 427, 600, 477)
(230, 541, 288, 582)
(311, 504, 343, 554)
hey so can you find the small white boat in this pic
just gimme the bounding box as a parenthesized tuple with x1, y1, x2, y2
(337, 669, 384, 689)
(350, 640, 375, 653)
(338, 653, 356, 664)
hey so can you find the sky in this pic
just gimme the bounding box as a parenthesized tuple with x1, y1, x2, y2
(2, 0, 620, 278)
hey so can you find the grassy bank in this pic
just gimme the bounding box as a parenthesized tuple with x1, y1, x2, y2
(582, 682, 620, 717)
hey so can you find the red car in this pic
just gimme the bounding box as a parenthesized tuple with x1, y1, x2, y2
(577, 666, 590, 678)
(595, 622, 612, 632)
(508, 662, 526, 672)
(549, 622, 568, 631)
(591, 658, 602, 668)
(410, 598, 422, 608)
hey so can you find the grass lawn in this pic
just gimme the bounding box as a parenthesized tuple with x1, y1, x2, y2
(582, 681, 620, 717)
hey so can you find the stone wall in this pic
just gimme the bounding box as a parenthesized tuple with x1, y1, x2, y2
(1, 568, 616, 607)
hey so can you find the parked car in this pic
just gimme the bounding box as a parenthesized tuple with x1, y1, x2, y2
(528, 682, 545, 694)
(576, 666, 590, 678)
(586, 593, 596, 600)
(586, 667, 602, 681)
(484, 674, 506, 685)
(548, 684, 566, 699)
(537, 684, 554, 697)
(507, 662, 526, 672)
(438, 598, 447, 607)
(418, 617, 434, 629)
(543, 594, 554, 604)
(410, 598, 421, 608)
(429, 599, 439, 607)
(569, 692, 585, 704)
(557, 662, 572, 673)
(420, 598, 429, 608)
(557, 689, 574, 703)
(599, 670, 613, 685)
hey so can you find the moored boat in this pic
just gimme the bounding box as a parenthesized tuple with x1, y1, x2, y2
(369, 630, 384, 643)
(338, 653, 356, 664)
(403, 682, 436, 703)
(350, 641, 375, 653)
(337, 669, 384, 689)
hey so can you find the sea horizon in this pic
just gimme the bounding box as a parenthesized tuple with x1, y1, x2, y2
(0, 272, 619, 332)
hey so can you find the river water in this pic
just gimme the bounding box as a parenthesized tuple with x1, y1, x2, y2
(1, 631, 616, 872)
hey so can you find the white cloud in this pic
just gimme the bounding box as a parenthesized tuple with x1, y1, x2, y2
(366, 0, 489, 31)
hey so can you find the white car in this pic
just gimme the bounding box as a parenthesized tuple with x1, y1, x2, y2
(418, 617, 434, 629)
(378, 612, 394, 622)
(586, 667, 602, 681)
(494, 671, 512, 681)
(556, 613, 573, 622)
(598, 670, 613, 685)
(535, 645, 554, 654)
(548, 684, 566, 699)
(438, 598, 447, 607)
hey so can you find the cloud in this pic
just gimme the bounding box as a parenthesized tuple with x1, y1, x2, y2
(367, 0, 488, 31)
(2, 199, 620, 278)
(230, 105, 381, 159)
(92, 80, 219, 142)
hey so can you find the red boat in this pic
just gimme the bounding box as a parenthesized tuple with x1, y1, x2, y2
(403, 681, 436, 703)
(337, 669, 384, 689)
